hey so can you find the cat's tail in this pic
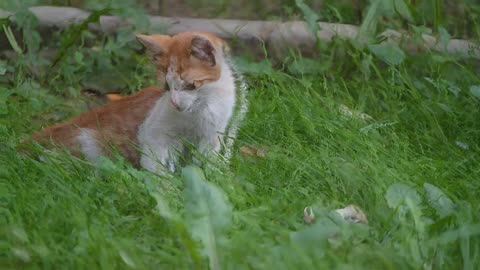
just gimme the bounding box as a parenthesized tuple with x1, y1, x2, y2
(17, 123, 84, 160)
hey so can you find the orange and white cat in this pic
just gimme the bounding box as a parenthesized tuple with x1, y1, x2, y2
(31, 31, 247, 173)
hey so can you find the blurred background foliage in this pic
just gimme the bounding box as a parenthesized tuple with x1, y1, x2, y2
(0, 0, 479, 129)
(4, 0, 478, 39)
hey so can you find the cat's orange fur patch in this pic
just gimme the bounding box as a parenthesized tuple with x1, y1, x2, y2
(137, 32, 225, 87)
(31, 86, 163, 165)
(105, 93, 125, 101)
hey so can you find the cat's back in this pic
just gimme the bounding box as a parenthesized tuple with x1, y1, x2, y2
(31, 86, 164, 163)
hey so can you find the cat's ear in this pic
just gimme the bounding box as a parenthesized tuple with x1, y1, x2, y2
(136, 34, 170, 60)
(191, 36, 216, 66)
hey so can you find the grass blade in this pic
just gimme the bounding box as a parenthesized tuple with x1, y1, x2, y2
(3, 25, 22, 54)
(182, 166, 232, 270)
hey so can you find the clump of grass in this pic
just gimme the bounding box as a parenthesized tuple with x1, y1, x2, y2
(2, 1, 480, 269)
(3, 45, 480, 268)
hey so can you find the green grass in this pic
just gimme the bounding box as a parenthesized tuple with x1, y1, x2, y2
(2, 1, 480, 269)
(2, 49, 480, 268)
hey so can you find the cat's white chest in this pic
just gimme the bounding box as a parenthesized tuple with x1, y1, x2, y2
(137, 88, 234, 173)
(147, 91, 232, 136)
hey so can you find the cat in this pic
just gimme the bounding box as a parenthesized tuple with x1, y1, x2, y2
(30, 31, 248, 173)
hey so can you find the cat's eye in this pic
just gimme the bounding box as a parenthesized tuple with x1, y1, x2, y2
(184, 83, 196, 90)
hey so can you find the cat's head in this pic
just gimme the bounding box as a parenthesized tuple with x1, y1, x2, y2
(136, 31, 228, 92)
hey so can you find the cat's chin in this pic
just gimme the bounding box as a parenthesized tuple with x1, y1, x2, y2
(170, 98, 182, 111)
(170, 90, 196, 112)
(170, 97, 192, 112)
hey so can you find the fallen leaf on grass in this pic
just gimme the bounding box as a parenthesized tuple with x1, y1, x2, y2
(303, 204, 368, 225)
(296, 204, 369, 248)
(335, 204, 368, 224)
(339, 104, 373, 121)
(240, 145, 267, 157)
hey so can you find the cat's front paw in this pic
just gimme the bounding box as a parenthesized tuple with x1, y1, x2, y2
(164, 159, 176, 173)
(140, 148, 178, 175)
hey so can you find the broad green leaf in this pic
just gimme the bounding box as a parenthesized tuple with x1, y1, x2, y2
(368, 43, 406, 66)
(446, 81, 461, 97)
(290, 217, 338, 252)
(291, 207, 369, 251)
(116, 28, 136, 47)
(405, 198, 428, 236)
(290, 207, 342, 252)
(152, 192, 176, 220)
(410, 25, 432, 45)
(358, 0, 381, 41)
(469, 85, 480, 99)
(119, 250, 136, 268)
(424, 183, 455, 218)
(295, 0, 320, 35)
(394, 0, 413, 21)
(14, 8, 41, 54)
(139, 168, 179, 221)
(74, 52, 84, 65)
(380, 0, 395, 16)
(359, 0, 412, 40)
(0, 62, 6, 75)
(183, 166, 232, 270)
(385, 183, 421, 210)
(411, 25, 433, 36)
(439, 223, 480, 244)
(438, 26, 451, 51)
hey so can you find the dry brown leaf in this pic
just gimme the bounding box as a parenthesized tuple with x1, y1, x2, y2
(335, 204, 368, 224)
(240, 145, 267, 157)
(303, 204, 368, 225)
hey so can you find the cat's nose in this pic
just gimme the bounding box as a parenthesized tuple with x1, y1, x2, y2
(170, 92, 183, 111)
(170, 98, 180, 110)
